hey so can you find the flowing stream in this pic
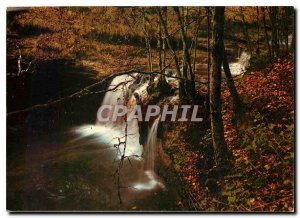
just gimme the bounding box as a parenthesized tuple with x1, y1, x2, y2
(72, 73, 166, 208)
(63, 51, 251, 208)
(133, 116, 165, 191)
(228, 51, 251, 76)
(7, 51, 251, 211)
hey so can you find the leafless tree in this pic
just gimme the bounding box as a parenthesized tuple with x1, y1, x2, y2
(210, 6, 229, 167)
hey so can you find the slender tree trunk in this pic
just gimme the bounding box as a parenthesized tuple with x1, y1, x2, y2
(173, 6, 196, 98)
(178, 7, 188, 96)
(162, 7, 167, 70)
(223, 48, 245, 114)
(284, 7, 290, 55)
(290, 8, 295, 52)
(206, 7, 211, 112)
(142, 10, 153, 75)
(275, 7, 280, 57)
(239, 7, 252, 56)
(256, 7, 260, 54)
(184, 7, 189, 34)
(156, 7, 184, 97)
(268, 7, 274, 59)
(157, 10, 168, 88)
(210, 6, 229, 166)
(261, 7, 271, 58)
(158, 15, 163, 72)
(269, 7, 279, 58)
(192, 9, 201, 74)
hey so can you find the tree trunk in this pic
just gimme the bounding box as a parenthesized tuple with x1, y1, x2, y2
(173, 6, 196, 99)
(290, 8, 295, 52)
(269, 7, 279, 58)
(223, 48, 245, 114)
(239, 7, 252, 56)
(156, 7, 185, 97)
(142, 10, 153, 75)
(206, 7, 211, 113)
(158, 15, 163, 72)
(284, 7, 290, 55)
(210, 6, 229, 167)
(157, 9, 169, 89)
(192, 8, 201, 74)
(162, 7, 167, 70)
(261, 7, 271, 58)
(256, 7, 260, 54)
(177, 7, 188, 97)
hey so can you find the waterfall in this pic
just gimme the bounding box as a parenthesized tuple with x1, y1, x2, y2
(144, 116, 161, 172)
(238, 51, 251, 69)
(133, 116, 165, 191)
(96, 74, 134, 126)
(73, 74, 144, 158)
(73, 73, 165, 191)
(228, 51, 251, 76)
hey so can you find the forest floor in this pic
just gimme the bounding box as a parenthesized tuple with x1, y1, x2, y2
(163, 56, 294, 211)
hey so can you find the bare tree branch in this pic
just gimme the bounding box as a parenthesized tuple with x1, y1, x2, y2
(7, 67, 209, 117)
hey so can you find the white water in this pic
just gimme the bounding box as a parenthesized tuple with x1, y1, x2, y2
(144, 116, 160, 171)
(165, 51, 251, 79)
(71, 51, 251, 193)
(133, 116, 165, 191)
(228, 51, 251, 76)
(73, 73, 165, 192)
(74, 74, 143, 159)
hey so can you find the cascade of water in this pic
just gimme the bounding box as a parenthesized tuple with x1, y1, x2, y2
(144, 116, 161, 172)
(133, 116, 165, 191)
(74, 74, 145, 158)
(228, 51, 251, 76)
(97, 74, 134, 126)
(238, 51, 251, 69)
(73, 73, 165, 191)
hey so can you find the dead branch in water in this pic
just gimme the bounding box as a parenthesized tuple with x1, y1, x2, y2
(111, 81, 142, 204)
